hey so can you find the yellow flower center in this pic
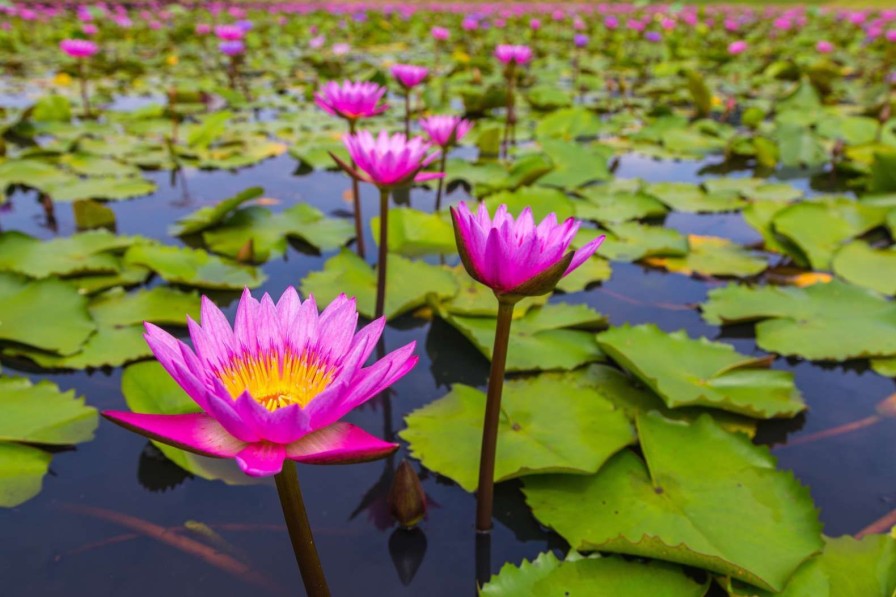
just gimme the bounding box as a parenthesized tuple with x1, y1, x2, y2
(218, 351, 335, 411)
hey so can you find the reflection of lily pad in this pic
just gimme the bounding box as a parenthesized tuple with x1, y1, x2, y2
(831, 241, 896, 295)
(702, 281, 896, 360)
(124, 244, 266, 289)
(524, 413, 823, 592)
(301, 249, 458, 320)
(644, 235, 767, 278)
(401, 375, 634, 492)
(598, 324, 804, 418)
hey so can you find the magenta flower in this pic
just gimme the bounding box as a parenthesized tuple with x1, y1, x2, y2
(337, 130, 442, 189)
(59, 39, 98, 58)
(219, 40, 245, 56)
(214, 24, 244, 41)
(82, 23, 98, 36)
(816, 40, 834, 53)
(419, 115, 473, 148)
(391, 64, 429, 90)
(451, 202, 605, 297)
(494, 44, 533, 65)
(195, 22, 211, 35)
(574, 33, 589, 48)
(431, 25, 450, 41)
(529, 18, 541, 30)
(728, 40, 748, 55)
(315, 80, 388, 122)
(104, 289, 416, 477)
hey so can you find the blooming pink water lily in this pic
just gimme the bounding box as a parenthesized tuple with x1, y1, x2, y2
(219, 40, 245, 56)
(431, 26, 449, 41)
(816, 40, 834, 53)
(495, 44, 533, 65)
(728, 40, 748, 55)
(419, 115, 473, 148)
(336, 130, 442, 189)
(104, 289, 417, 477)
(391, 64, 428, 89)
(315, 80, 388, 121)
(214, 24, 244, 41)
(59, 38, 98, 58)
(451, 202, 605, 297)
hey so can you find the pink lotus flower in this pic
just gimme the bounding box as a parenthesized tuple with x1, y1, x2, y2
(104, 290, 416, 477)
(728, 40, 748, 55)
(219, 40, 245, 56)
(462, 17, 478, 31)
(59, 39, 98, 58)
(82, 23, 98, 36)
(886, 29, 896, 43)
(574, 33, 589, 48)
(419, 115, 473, 147)
(332, 42, 351, 56)
(529, 18, 541, 30)
(451, 202, 605, 297)
(338, 130, 442, 189)
(309, 35, 325, 49)
(431, 26, 449, 41)
(315, 80, 388, 121)
(604, 15, 619, 30)
(816, 40, 834, 53)
(391, 64, 428, 89)
(494, 44, 533, 65)
(195, 22, 211, 35)
(214, 24, 244, 41)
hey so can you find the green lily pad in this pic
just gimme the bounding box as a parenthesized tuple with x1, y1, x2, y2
(483, 186, 576, 222)
(203, 204, 353, 261)
(776, 122, 828, 168)
(0, 272, 95, 355)
(300, 249, 458, 320)
(831, 241, 896, 295)
(644, 235, 767, 278)
(437, 266, 547, 319)
(475, 153, 554, 196)
(555, 256, 612, 293)
(871, 357, 896, 377)
(66, 262, 151, 295)
(523, 413, 823, 592)
(0, 230, 135, 278)
(597, 324, 804, 418)
(771, 198, 888, 270)
(727, 535, 896, 597)
(589, 223, 689, 262)
(0, 443, 52, 508)
(88, 287, 201, 327)
(742, 199, 792, 254)
(646, 182, 745, 213)
(120, 362, 261, 485)
(44, 176, 157, 203)
(437, 302, 607, 372)
(124, 244, 266, 289)
(401, 374, 634, 492)
(535, 106, 602, 140)
(5, 325, 151, 369)
(60, 153, 141, 178)
(168, 186, 264, 236)
(575, 188, 669, 224)
(0, 159, 77, 191)
(370, 207, 455, 257)
(538, 139, 612, 189)
(0, 377, 98, 444)
(73, 199, 117, 230)
(482, 552, 708, 597)
(744, 183, 804, 203)
(702, 281, 896, 361)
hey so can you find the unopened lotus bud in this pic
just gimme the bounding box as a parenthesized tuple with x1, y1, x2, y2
(388, 460, 426, 528)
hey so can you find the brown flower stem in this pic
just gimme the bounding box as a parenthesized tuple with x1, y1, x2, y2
(375, 187, 390, 320)
(78, 61, 91, 119)
(404, 89, 411, 137)
(475, 299, 515, 532)
(434, 151, 448, 212)
(474, 531, 492, 590)
(347, 119, 366, 258)
(274, 461, 331, 597)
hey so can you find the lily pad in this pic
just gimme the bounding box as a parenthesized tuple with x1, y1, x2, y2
(644, 235, 767, 278)
(5, 325, 151, 369)
(597, 324, 804, 418)
(0, 230, 135, 278)
(168, 186, 264, 236)
(523, 413, 823, 592)
(0, 443, 52, 508)
(575, 188, 669, 224)
(45, 176, 157, 203)
(831, 241, 896, 296)
(370, 207, 455, 257)
(88, 287, 201, 327)
(124, 244, 266, 289)
(538, 139, 612, 189)
(535, 107, 602, 140)
(555, 256, 612, 293)
(590, 223, 689, 262)
(483, 186, 576, 222)
(300, 249, 458, 320)
(437, 266, 548, 319)
(401, 374, 634, 492)
(702, 281, 896, 361)
(646, 182, 745, 213)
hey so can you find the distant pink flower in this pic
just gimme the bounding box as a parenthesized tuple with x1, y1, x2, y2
(604, 15, 619, 29)
(816, 40, 834, 53)
(391, 64, 428, 89)
(887, 29, 896, 42)
(104, 290, 414, 477)
(82, 23, 98, 36)
(529, 18, 541, 30)
(728, 40, 748, 55)
(340, 130, 442, 189)
(462, 17, 478, 31)
(573, 17, 586, 31)
(59, 39, 98, 59)
(451, 202, 605, 297)
(332, 42, 351, 56)
(645, 31, 662, 42)
(574, 33, 589, 48)
(419, 115, 473, 147)
(431, 26, 449, 41)
(309, 35, 325, 49)
(315, 80, 388, 121)
(495, 44, 532, 65)
(195, 22, 211, 35)
(214, 24, 244, 41)
(219, 40, 245, 56)
(627, 19, 645, 32)
(661, 17, 676, 31)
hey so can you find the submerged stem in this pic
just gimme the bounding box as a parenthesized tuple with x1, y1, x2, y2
(78, 61, 91, 119)
(434, 151, 448, 212)
(475, 299, 515, 532)
(274, 461, 331, 597)
(404, 90, 411, 137)
(375, 187, 390, 320)
(347, 119, 366, 258)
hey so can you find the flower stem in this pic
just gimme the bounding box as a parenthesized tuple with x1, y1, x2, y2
(434, 151, 448, 212)
(475, 299, 515, 532)
(78, 61, 91, 119)
(501, 65, 516, 159)
(404, 90, 411, 138)
(347, 119, 366, 258)
(274, 461, 331, 597)
(375, 187, 390, 320)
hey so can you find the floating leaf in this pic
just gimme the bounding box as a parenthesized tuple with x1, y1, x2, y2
(575, 188, 668, 224)
(45, 176, 157, 202)
(88, 287, 201, 327)
(535, 107, 602, 140)
(524, 413, 823, 592)
(401, 375, 634, 492)
(5, 325, 151, 369)
(702, 281, 896, 360)
(124, 244, 266, 289)
(437, 266, 547, 319)
(168, 187, 264, 236)
(646, 182, 744, 213)
(0, 230, 134, 278)
(483, 186, 576, 221)
(555, 256, 612, 293)
(831, 241, 896, 295)
(597, 324, 804, 418)
(538, 139, 612, 189)
(370, 207, 455, 257)
(0, 443, 52, 508)
(871, 357, 896, 378)
(644, 235, 767, 278)
(73, 199, 116, 230)
(300, 249, 458, 320)
(0, 377, 98, 445)
(592, 222, 688, 262)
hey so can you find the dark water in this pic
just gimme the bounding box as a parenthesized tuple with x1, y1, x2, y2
(0, 149, 894, 596)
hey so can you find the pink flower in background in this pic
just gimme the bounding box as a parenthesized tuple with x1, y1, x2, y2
(816, 40, 834, 53)
(104, 290, 414, 477)
(573, 17, 585, 31)
(195, 22, 211, 35)
(219, 40, 245, 56)
(604, 15, 619, 29)
(309, 35, 325, 49)
(661, 17, 676, 31)
(495, 44, 533, 65)
(332, 42, 350, 56)
(529, 18, 541, 31)
(431, 25, 449, 41)
(462, 17, 478, 31)
(886, 29, 896, 43)
(315, 80, 388, 121)
(60, 38, 98, 58)
(645, 31, 662, 42)
(728, 40, 748, 55)
(340, 130, 442, 188)
(574, 33, 588, 48)
(450, 202, 605, 297)
(391, 64, 428, 89)
(627, 19, 645, 32)
(419, 115, 473, 148)
(214, 24, 244, 41)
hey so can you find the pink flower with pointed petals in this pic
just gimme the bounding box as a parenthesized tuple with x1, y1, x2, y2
(60, 39, 98, 58)
(391, 64, 428, 90)
(314, 80, 388, 122)
(340, 130, 442, 189)
(451, 202, 605, 298)
(419, 115, 473, 148)
(431, 26, 449, 41)
(816, 40, 834, 53)
(214, 24, 244, 41)
(494, 44, 533, 65)
(728, 40, 748, 55)
(104, 289, 416, 477)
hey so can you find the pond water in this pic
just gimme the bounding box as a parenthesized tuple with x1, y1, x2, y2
(1, 148, 893, 596)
